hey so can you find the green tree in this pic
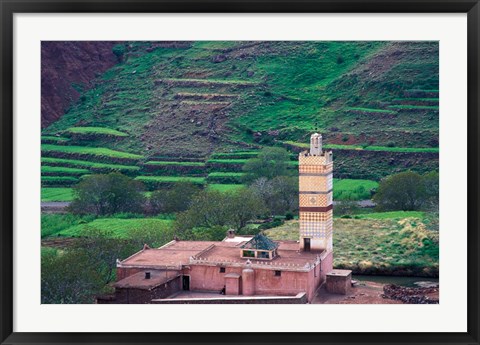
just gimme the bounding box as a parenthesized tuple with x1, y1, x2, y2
(69, 173, 145, 215)
(149, 181, 201, 214)
(112, 44, 126, 62)
(174, 188, 265, 238)
(226, 188, 266, 229)
(174, 190, 230, 236)
(250, 176, 298, 216)
(242, 147, 291, 183)
(41, 248, 105, 304)
(128, 222, 175, 249)
(373, 171, 434, 211)
(73, 227, 137, 285)
(269, 176, 298, 215)
(423, 171, 439, 211)
(190, 226, 229, 241)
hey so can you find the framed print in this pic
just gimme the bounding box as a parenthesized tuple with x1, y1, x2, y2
(1, 1, 479, 344)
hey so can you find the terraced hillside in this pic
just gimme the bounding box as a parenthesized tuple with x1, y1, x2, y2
(42, 41, 439, 190)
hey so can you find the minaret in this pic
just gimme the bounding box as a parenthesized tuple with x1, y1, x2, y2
(298, 133, 333, 252)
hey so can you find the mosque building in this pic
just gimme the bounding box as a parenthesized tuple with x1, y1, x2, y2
(98, 134, 351, 304)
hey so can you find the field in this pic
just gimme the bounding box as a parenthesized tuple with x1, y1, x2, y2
(42, 214, 173, 239)
(265, 212, 439, 277)
(207, 184, 245, 193)
(65, 126, 128, 137)
(41, 176, 379, 201)
(333, 179, 378, 200)
(144, 161, 205, 166)
(41, 166, 90, 175)
(42, 210, 439, 277)
(284, 141, 439, 153)
(57, 218, 173, 239)
(134, 176, 205, 184)
(41, 157, 140, 172)
(43, 41, 439, 180)
(42, 144, 143, 160)
(41, 188, 74, 202)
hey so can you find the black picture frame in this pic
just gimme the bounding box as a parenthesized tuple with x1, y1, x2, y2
(1, 1, 479, 344)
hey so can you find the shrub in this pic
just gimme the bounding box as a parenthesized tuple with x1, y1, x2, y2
(69, 173, 145, 215)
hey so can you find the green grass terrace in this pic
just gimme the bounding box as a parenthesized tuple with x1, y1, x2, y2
(65, 126, 129, 137)
(41, 144, 144, 160)
(41, 157, 140, 172)
(283, 141, 439, 153)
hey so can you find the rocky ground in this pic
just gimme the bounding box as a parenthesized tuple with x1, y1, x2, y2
(313, 280, 439, 304)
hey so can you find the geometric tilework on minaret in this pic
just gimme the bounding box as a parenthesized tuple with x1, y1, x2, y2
(298, 133, 334, 252)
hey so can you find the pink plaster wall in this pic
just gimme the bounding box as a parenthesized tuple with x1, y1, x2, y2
(189, 265, 315, 300)
(225, 276, 241, 295)
(188, 265, 243, 292)
(116, 267, 179, 281)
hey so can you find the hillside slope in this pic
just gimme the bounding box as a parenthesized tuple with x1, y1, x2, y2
(42, 41, 439, 181)
(41, 41, 120, 127)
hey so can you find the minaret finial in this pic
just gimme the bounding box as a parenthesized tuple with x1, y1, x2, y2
(310, 133, 322, 155)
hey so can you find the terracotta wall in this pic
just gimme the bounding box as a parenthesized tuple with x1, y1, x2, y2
(116, 267, 179, 281)
(152, 294, 308, 304)
(187, 265, 243, 292)
(188, 264, 319, 301)
(98, 276, 182, 304)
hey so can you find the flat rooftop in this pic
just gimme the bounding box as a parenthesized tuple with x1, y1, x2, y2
(151, 291, 307, 303)
(114, 271, 178, 290)
(327, 269, 352, 277)
(119, 238, 324, 270)
(120, 240, 241, 268)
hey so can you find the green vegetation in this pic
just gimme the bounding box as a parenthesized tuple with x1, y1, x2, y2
(145, 161, 205, 166)
(160, 77, 259, 86)
(70, 173, 145, 215)
(42, 157, 140, 172)
(355, 211, 425, 220)
(135, 176, 206, 190)
(57, 218, 173, 239)
(41, 135, 69, 143)
(333, 179, 378, 201)
(207, 184, 245, 193)
(41, 166, 90, 175)
(42, 188, 74, 202)
(347, 107, 396, 114)
(283, 141, 439, 153)
(44, 41, 438, 180)
(150, 181, 202, 214)
(207, 172, 244, 184)
(135, 176, 205, 183)
(175, 189, 265, 235)
(42, 144, 143, 160)
(242, 147, 292, 183)
(42, 176, 79, 184)
(207, 159, 249, 164)
(265, 215, 438, 277)
(210, 151, 259, 159)
(66, 126, 128, 137)
(387, 105, 439, 110)
(42, 213, 96, 238)
(374, 171, 439, 211)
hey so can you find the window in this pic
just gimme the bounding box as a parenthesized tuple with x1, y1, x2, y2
(257, 251, 270, 259)
(242, 250, 255, 258)
(219, 267, 226, 273)
(275, 270, 281, 277)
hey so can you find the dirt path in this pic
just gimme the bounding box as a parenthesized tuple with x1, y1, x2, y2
(313, 281, 402, 304)
(41, 202, 70, 213)
(312, 280, 439, 304)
